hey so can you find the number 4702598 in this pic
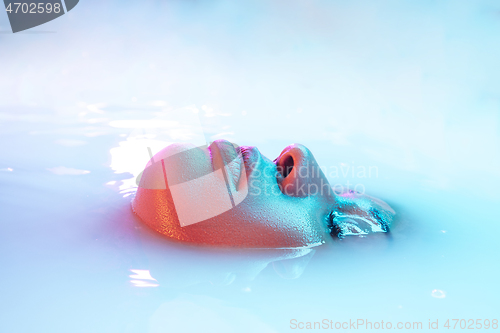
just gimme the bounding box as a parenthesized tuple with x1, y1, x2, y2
(444, 319, 498, 329)
(5, 3, 61, 14)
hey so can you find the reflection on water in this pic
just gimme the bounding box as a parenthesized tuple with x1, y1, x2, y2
(109, 137, 171, 196)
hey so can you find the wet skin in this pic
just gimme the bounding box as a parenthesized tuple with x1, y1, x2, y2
(132, 140, 394, 248)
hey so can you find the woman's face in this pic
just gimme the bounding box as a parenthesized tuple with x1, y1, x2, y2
(133, 139, 337, 248)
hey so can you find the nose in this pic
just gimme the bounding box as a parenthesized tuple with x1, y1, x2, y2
(275, 144, 332, 198)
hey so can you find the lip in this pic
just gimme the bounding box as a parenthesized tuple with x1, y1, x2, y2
(209, 140, 245, 189)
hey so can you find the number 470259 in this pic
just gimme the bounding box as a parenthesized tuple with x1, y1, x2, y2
(5, 3, 61, 14)
(444, 319, 498, 329)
